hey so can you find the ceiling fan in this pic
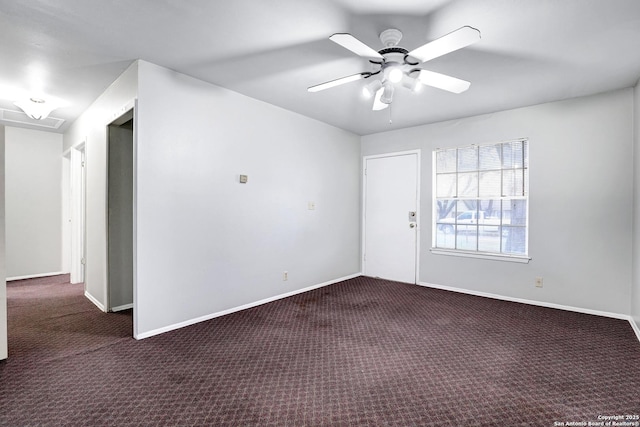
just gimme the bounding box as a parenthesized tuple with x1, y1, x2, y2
(308, 26, 481, 110)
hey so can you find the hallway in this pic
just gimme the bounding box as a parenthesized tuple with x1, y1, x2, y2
(5, 274, 132, 362)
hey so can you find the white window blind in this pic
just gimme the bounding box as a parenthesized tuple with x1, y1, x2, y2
(433, 139, 529, 258)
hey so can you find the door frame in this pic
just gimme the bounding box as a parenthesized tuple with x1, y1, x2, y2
(67, 141, 86, 285)
(105, 106, 135, 314)
(361, 149, 421, 283)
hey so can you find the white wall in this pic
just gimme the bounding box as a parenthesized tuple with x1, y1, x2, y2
(632, 81, 640, 331)
(135, 61, 360, 337)
(0, 126, 7, 360)
(5, 127, 63, 279)
(63, 61, 138, 310)
(362, 89, 634, 316)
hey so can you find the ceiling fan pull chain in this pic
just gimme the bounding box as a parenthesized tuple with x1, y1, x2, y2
(388, 103, 393, 124)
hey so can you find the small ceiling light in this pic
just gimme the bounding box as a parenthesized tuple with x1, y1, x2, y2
(362, 79, 383, 98)
(380, 82, 394, 104)
(388, 67, 404, 84)
(14, 97, 55, 120)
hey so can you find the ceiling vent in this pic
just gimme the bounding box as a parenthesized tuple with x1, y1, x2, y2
(0, 108, 65, 130)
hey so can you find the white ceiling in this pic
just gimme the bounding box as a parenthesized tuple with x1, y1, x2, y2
(1, 0, 640, 135)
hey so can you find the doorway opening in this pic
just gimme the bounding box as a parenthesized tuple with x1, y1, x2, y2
(107, 109, 134, 313)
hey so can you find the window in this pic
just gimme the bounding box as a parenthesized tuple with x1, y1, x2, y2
(432, 139, 529, 261)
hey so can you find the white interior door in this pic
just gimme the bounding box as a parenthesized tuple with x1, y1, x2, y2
(364, 152, 419, 283)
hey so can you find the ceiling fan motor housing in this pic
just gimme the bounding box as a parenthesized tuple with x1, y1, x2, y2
(371, 49, 410, 81)
(373, 29, 413, 78)
(380, 28, 403, 47)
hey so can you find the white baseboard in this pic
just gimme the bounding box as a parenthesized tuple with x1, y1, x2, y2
(111, 303, 133, 312)
(84, 290, 106, 312)
(135, 273, 362, 340)
(418, 281, 640, 343)
(630, 316, 640, 343)
(7, 271, 66, 282)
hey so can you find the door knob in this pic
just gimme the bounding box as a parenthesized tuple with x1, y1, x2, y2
(409, 223, 416, 228)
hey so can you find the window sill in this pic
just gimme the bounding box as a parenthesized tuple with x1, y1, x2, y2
(430, 248, 531, 263)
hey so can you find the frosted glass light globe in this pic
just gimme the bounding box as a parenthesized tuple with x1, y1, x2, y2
(388, 67, 403, 83)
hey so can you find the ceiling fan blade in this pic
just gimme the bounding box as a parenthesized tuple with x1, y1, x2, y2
(408, 26, 480, 63)
(330, 33, 384, 60)
(416, 70, 471, 93)
(308, 73, 366, 92)
(372, 87, 388, 110)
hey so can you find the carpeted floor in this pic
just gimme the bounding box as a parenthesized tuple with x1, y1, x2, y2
(1, 274, 639, 426)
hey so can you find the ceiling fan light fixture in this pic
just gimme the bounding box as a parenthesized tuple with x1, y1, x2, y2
(362, 79, 383, 98)
(14, 97, 55, 120)
(388, 67, 404, 84)
(380, 82, 394, 104)
(402, 74, 422, 93)
(372, 87, 388, 111)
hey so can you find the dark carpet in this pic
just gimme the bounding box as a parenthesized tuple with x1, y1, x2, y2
(1, 275, 639, 426)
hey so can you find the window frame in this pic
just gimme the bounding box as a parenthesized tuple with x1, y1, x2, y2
(431, 139, 530, 263)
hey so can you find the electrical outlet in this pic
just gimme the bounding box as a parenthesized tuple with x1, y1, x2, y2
(535, 277, 543, 288)
(283, 271, 288, 281)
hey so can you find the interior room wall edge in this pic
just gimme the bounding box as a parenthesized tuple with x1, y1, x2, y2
(6, 272, 65, 282)
(419, 281, 640, 343)
(0, 126, 6, 360)
(62, 61, 139, 310)
(632, 80, 640, 332)
(135, 273, 361, 340)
